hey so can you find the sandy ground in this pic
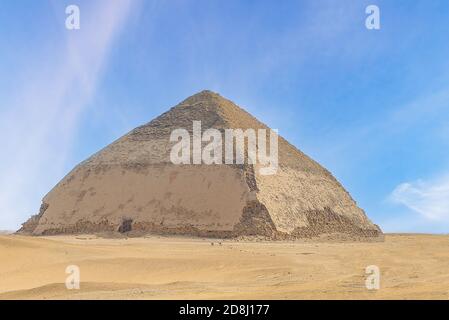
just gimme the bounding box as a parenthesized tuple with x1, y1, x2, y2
(0, 234, 448, 299)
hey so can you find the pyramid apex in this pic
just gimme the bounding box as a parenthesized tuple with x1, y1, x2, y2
(195, 89, 220, 96)
(180, 90, 223, 105)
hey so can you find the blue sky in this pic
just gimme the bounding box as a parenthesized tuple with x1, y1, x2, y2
(0, 0, 448, 232)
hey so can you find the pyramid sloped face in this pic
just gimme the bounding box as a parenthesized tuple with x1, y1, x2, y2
(19, 91, 382, 240)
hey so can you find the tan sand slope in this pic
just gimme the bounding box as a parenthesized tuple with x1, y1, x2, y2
(19, 90, 381, 240)
(1, 234, 448, 299)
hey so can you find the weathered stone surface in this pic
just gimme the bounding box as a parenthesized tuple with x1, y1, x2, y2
(18, 90, 382, 240)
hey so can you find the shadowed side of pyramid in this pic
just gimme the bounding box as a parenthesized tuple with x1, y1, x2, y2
(18, 90, 382, 240)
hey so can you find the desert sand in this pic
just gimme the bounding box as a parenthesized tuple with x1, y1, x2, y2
(0, 234, 448, 299)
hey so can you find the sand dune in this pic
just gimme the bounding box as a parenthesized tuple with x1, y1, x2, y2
(1, 234, 448, 299)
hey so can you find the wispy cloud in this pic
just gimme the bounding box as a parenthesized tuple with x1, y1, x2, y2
(390, 174, 449, 221)
(0, 1, 137, 229)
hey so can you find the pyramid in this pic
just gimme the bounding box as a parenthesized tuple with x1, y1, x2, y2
(19, 90, 382, 240)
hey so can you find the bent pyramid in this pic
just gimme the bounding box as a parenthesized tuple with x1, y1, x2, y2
(19, 91, 382, 240)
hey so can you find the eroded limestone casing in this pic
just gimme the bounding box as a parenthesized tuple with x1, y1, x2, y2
(19, 91, 382, 240)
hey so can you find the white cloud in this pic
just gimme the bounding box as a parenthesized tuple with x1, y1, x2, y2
(390, 175, 449, 221)
(0, 1, 138, 230)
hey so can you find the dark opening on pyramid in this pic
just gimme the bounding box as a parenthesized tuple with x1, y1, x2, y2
(19, 90, 382, 240)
